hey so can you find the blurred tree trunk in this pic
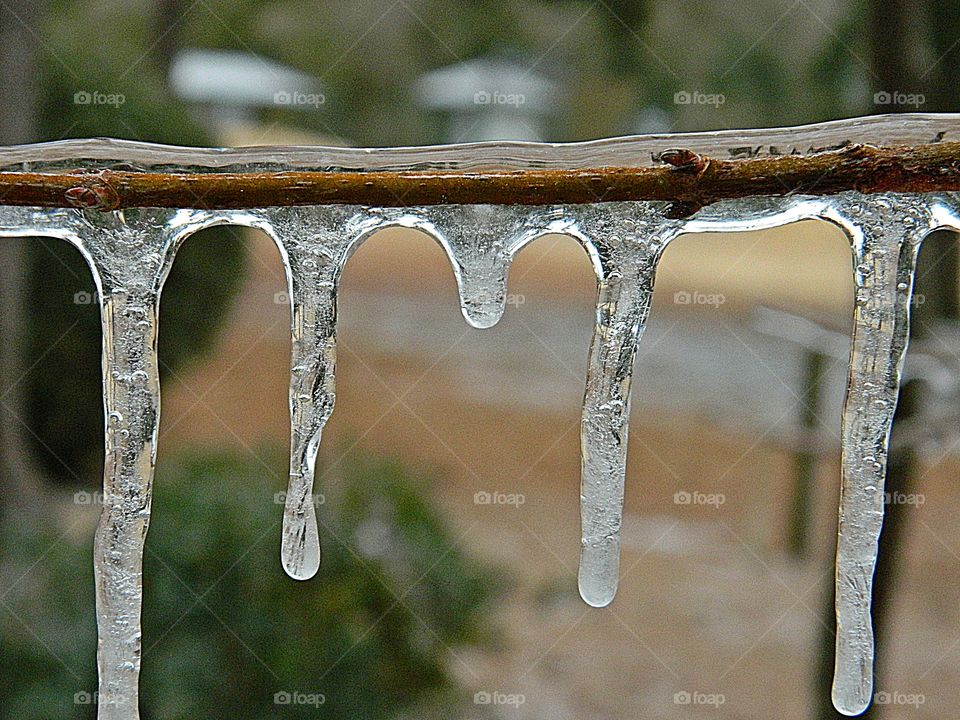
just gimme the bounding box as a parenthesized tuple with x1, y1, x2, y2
(817, 0, 958, 716)
(0, 1, 44, 507)
(155, 0, 186, 76)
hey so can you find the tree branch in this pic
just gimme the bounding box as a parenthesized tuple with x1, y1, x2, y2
(1, 141, 959, 215)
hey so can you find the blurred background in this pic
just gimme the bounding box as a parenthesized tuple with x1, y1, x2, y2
(1, 0, 960, 718)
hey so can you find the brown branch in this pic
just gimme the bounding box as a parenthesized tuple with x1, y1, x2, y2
(1, 141, 959, 214)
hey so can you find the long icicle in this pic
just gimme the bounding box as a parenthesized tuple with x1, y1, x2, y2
(826, 194, 933, 716)
(93, 285, 161, 719)
(571, 204, 679, 607)
(78, 209, 180, 720)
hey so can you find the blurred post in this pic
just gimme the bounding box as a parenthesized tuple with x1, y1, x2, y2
(788, 349, 826, 559)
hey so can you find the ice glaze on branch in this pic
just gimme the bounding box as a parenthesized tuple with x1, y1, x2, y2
(0, 142, 959, 212)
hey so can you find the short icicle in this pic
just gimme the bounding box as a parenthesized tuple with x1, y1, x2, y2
(825, 194, 934, 716)
(570, 203, 681, 607)
(270, 207, 356, 580)
(407, 204, 533, 329)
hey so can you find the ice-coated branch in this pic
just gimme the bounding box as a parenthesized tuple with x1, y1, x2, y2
(5, 117, 960, 720)
(2, 142, 960, 212)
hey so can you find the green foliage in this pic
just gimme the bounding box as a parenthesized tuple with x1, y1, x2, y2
(0, 450, 503, 719)
(25, 1, 247, 481)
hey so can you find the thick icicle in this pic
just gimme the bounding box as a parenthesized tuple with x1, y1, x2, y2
(87, 210, 180, 720)
(0, 206, 180, 720)
(15, 208, 179, 720)
(825, 195, 934, 716)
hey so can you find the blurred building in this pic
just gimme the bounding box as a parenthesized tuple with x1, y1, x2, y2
(415, 57, 558, 142)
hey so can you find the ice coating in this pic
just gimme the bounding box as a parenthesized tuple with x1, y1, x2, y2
(0, 123, 958, 717)
(0, 112, 957, 173)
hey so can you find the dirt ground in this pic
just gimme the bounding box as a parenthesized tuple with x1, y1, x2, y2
(157, 228, 960, 719)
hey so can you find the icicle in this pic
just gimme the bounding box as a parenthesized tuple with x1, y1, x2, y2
(419, 205, 535, 329)
(575, 205, 680, 607)
(355, 205, 534, 329)
(3, 206, 181, 720)
(823, 194, 935, 716)
(84, 210, 182, 720)
(265, 207, 358, 580)
(506, 203, 679, 607)
(0, 206, 181, 720)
